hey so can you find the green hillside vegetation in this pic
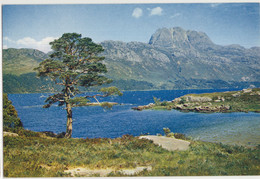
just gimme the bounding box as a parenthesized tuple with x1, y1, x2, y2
(3, 72, 154, 94)
(3, 73, 61, 93)
(3, 48, 48, 75)
(3, 130, 260, 177)
(102, 79, 154, 91)
(2, 48, 60, 93)
(133, 88, 260, 113)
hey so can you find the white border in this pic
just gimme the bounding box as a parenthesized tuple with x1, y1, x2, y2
(1, 0, 259, 179)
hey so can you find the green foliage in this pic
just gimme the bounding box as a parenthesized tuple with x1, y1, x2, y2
(152, 97, 169, 107)
(3, 93, 23, 129)
(179, 97, 186, 104)
(153, 97, 161, 106)
(163, 128, 171, 136)
(68, 97, 90, 106)
(167, 132, 175, 138)
(18, 130, 41, 137)
(99, 86, 123, 96)
(174, 133, 190, 140)
(161, 101, 168, 106)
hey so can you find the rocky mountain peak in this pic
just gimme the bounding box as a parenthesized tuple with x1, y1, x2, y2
(186, 30, 215, 49)
(149, 27, 188, 48)
(149, 27, 215, 51)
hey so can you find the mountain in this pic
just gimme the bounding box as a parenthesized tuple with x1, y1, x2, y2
(3, 48, 49, 75)
(3, 27, 260, 93)
(102, 27, 260, 89)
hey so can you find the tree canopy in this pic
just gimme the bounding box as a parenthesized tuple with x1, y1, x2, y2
(34, 33, 122, 138)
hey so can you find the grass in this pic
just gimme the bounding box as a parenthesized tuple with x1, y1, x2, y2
(3, 129, 260, 177)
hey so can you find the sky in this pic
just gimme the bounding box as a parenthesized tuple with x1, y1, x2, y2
(2, 3, 260, 53)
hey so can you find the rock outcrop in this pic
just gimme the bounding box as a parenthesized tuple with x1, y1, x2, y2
(184, 96, 212, 102)
(132, 88, 260, 113)
(3, 131, 19, 137)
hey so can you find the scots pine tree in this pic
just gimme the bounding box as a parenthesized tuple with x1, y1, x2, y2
(34, 33, 122, 138)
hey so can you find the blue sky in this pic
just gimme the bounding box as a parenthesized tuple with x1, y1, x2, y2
(3, 3, 259, 52)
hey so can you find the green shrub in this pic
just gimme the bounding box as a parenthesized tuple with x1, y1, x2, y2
(3, 93, 23, 129)
(174, 133, 189, 140)
(179, 98, 186, 104)
(161, 101, 168, 106)
(163, 128, 171, 136)
(18, 129, 41, 137)
(166, 132, 175, 138)
(153, 97, 161, 106)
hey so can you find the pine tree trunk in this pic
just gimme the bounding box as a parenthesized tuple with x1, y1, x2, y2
(65, 102, 73, 138)
(64, 84, 73, 139)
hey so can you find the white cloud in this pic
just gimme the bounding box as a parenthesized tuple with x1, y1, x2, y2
(4, 37, 15, 43)
(17, 37, 37, 45)
(148, 7, 163, 16)
(3, 45, 8, 49)
(132, 8, 143, 18)
(170, 13, 181, 19)
(41, 37, 56, 45)
(4, 36, 57, 53)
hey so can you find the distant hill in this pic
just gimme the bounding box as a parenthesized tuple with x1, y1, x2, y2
(3, 48, 48, 75)
(3, 27, 260, 93)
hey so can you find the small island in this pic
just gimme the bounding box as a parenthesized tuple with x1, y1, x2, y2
(133, 88, 260, 113)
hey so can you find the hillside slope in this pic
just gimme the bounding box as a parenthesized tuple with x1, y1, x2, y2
(3, 27, 260, 93)
(3, 48, 48, 75)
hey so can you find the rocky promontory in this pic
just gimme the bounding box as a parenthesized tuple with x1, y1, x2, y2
(132, 88, 260, 113)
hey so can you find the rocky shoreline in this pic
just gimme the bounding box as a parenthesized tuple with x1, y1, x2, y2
(132, 103, 231, 113)
(132, 88, 260, 113)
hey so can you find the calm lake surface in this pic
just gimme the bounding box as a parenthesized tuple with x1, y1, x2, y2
(9, 89, 260, 147)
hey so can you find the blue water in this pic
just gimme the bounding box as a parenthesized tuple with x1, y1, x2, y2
(9, 89, 260, 146)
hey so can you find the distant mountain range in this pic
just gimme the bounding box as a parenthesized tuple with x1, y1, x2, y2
(3, 27, 260, 93)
